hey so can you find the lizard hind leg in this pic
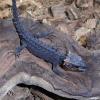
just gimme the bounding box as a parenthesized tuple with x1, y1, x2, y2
(15, 41, 27, 58)
(6, 45, 25, 61)
(52, 64, 67, 77)
(15, 46, 23, 57)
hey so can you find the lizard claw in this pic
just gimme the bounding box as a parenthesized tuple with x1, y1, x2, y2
(15, 49, 20, 57)
(7, 49, 20, 60)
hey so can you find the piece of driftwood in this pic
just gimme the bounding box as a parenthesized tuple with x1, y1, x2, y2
(0, 18, 100, 100)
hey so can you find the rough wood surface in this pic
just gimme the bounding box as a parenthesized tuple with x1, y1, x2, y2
(0, 18, 100, 100)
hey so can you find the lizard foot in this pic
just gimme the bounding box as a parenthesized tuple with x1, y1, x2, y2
(7, 47, 21, 60)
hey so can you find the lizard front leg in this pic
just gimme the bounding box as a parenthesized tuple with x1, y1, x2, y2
(33, 31, 53, 38)
(52, 64, 67, 77)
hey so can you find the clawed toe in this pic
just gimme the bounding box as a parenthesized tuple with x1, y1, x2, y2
(7, 50, 20, 60)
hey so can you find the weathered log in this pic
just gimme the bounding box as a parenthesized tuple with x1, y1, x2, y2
(0, 18, 100, 100)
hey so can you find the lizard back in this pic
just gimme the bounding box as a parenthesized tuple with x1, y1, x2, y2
(12, 0, 66, 66)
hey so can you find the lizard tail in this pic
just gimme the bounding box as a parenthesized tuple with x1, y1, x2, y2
(12, 0, 25, 37)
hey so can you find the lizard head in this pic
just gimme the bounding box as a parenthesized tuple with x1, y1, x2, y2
(63, 51, 87, 72)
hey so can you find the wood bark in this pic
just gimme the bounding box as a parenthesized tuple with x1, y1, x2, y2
(0, 18, 100, 100)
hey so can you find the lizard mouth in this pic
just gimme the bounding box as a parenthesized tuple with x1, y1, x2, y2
(62, 62, 86, 72)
